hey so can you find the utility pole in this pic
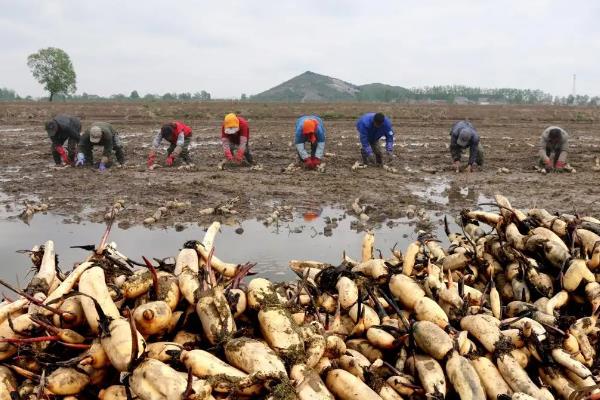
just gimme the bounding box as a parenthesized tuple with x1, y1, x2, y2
(572, 74, 577, 98)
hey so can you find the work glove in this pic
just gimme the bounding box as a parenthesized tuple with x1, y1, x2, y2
(555, 161, 566, 170)
(303, 158, 314, 169)
(147, 152, 156, 168)
(386, 151, 394, 163)
(366, 154, 376, 165)
(56, 145, 69, 165)
(98, 162, 106, 172)
(224, 148, 233, 161)
(234, 151, 244, 163)
(166, 155, 175, 167)
(544, 158, 553, 170)
(75, 153, 85, 167)
(467, 164, 474, 173)
(311, 157, 321, 167)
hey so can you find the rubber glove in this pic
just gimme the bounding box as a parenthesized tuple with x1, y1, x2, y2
(147, 152, 156, 168)
(56, 145, 69, 165)
(75, 152, 85, 167)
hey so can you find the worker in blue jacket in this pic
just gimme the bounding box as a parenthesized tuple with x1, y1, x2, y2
(449, 120, 483, 172)
(356, 112, 394, 166)
(295, 115, 325, 169)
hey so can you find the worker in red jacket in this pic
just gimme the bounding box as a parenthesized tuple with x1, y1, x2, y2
(221, 113, 253, 164)
(147, 121, 192, 167)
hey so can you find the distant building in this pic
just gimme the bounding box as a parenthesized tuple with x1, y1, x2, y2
(478, 97, 490, 105)
(453, 96, 470, 105)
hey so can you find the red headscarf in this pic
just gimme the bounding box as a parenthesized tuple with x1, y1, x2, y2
(302, 119, 318, 143)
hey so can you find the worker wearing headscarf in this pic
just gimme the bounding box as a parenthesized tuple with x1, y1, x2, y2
(221, 113, 253, 164)
(295, 115, 325, 169)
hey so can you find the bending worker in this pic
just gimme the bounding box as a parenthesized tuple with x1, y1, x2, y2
(356, 112, 394, 166)
(222, 113, 253, 164)
(295, 115, 325, 169)
(147, 121, 192, 168)
(539, 126, 569, 171)
(76, 122, 125, 171)
(44, 114, 81, 166)
(450, 120, 483, 172)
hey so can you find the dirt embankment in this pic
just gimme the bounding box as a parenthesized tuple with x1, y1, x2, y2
(1, 101, 599, 228)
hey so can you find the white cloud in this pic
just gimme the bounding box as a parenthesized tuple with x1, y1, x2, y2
(1, 0, 599, 97)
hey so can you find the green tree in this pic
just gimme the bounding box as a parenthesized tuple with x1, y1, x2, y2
(27, 47, 76, 101)
(130, 90, 140, 99)
(241, 93, 247, 101)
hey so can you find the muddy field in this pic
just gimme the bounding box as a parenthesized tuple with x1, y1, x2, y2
(0, 101, 599, 229)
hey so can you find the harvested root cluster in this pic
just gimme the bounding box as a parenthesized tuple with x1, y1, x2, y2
(199, 197, 240, 216)
(2, 194, 600, 400)
(19, 201, 49, 220)
(104, 199, 126, 221)
(144, 200, 190, 225)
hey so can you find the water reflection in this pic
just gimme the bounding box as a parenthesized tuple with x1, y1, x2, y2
(0, 207, 459, 285)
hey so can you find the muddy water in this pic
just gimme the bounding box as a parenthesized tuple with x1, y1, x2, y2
(0, 179, 491, 285)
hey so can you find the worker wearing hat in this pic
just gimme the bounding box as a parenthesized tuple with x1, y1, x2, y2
(539, 126, 569, 172)
(221, 113, 253, 164)
(147, 121, 193, 168)
(295, 115, 326, 169)
(76, 122, 125, 171)
(44, 114, 81, 166)
(449, 120, 484, 172)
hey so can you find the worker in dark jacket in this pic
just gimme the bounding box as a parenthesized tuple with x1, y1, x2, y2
(221, 113, 253, 164)
(295, 115, 325, 169)
(539, 126, 569, 171)
(76, 122, 125, 171)
(45, 114, 81, 165)
(356, 112, 394, 166)
(449, 120, 484, 172)
(147, 121, 192, 168)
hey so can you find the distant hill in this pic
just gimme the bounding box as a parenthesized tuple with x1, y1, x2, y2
(251, 71, 361, 102)
(251, 71, 560, 104)
(251, 71, 412, 102)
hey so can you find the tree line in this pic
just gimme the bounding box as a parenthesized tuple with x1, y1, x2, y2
(4, 47, 599, 105)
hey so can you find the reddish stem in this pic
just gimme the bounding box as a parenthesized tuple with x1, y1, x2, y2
(59, 341, 91, 350)
(142, 256, 160, 300)
(0, 336, 59, 344)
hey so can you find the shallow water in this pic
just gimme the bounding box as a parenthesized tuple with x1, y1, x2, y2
(0, 178, 492, 285)
(0, 208, 456, 285)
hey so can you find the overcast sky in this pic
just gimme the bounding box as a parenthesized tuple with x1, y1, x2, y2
(1, 0, 599, 98)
